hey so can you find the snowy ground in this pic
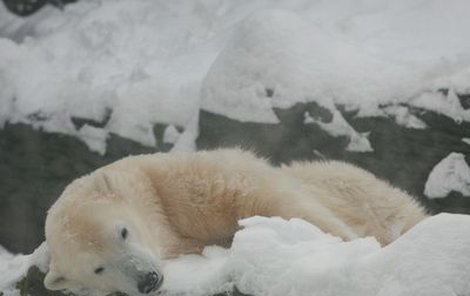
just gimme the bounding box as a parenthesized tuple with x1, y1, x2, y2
(1, 0, 470, 153)
(1, 0, 470, 295)
(2, 214, 470, 296)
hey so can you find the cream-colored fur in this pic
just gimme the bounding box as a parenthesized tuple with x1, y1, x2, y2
(281, 161, 427, 245)
(44, 149, 427, 294)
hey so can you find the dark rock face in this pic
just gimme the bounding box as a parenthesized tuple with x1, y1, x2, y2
(0, 123, 158, 254)
(16, 266, 63, 296)
(2, 0, 77, 17)
(198, 104, 470, 214)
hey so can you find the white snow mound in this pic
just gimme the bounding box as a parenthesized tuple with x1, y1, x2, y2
(225, 214, 470, 296)
(2, 214, 470, 296)
(2, 0, 470, 153)
(0, 242, 48, 296)
(424, 153, 470, 199)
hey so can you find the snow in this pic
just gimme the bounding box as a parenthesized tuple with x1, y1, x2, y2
(76, 124, 109, 155)
(163, 125, 183, 146)
(304, 110, 373, 152)
(410, 90, 470, 124)
(382, 106, 427, 130)
(0, 242, 48, 296)
(0, 0, 216, 152)
(1, 0, 470, 153)
(229, 214, 470, 296)
(1, 0, 470, 293)
(2, 214, 470, 296)
(424, 153, 470, 199)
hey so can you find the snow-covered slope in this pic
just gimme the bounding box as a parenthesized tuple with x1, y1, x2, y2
(1, 0, 470, 154)
(1, 1, 469, 294)
(2, 214, 470, 296)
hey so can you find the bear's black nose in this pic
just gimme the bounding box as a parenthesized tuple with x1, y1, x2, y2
(137, 271, 163, 294)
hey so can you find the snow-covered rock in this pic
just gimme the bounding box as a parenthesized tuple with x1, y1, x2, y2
(425, 153, 470, 199)
(0, 242, 48, 296)
(1, 0, 470, 153)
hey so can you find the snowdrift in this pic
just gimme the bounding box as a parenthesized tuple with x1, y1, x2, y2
(1, 1, 470, 294)
(2, 214, 470, 296)
(1, 0, 470, 155)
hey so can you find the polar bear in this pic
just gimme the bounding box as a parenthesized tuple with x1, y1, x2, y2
(44, 149, 427, 295)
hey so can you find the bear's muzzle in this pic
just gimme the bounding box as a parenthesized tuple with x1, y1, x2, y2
(137, 271, 163, 294)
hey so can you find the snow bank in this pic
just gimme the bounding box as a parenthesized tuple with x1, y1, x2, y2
(227, 214, 470, 296)
(410, 90, 470, 124)
(0, 0, 220, 153)
(2, 214, 470, 296)
(1, 0, 470, 154)
(0, 242, 48, 296)
(424, 153, 470, 199)
(201, 8, 417, 121)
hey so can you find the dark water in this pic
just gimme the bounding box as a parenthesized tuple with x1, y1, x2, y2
(1, 105, 470, 254)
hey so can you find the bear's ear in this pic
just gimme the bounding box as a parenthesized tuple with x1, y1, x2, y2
(93, 171, 113, 194)
(44, 269, 71, 291)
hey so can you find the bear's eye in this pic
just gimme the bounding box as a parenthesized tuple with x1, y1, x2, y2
(94, 267, 105, 275)
(121, 228, 128, 240)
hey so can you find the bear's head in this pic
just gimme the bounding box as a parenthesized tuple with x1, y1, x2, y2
(44, 170, 164, 294)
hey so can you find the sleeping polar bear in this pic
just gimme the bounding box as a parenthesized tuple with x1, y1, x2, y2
(44, 149, 427, 295)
